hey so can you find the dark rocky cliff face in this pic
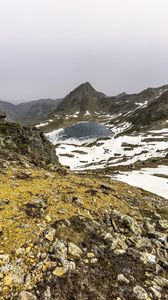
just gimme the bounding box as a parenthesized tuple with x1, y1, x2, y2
(0, 122, 58, 167)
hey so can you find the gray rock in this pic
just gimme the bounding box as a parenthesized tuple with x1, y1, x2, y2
(117, 273, 130, 284)
(44, 286, 51, 300)
(154, 276, 168, 288)
(144, 220, 155, 235)
(112, 210, 142, 235)
(18, 291, 37, 300)
(67, 242, 83, 259)
(140, 252, 156, 265)
(44, 227, 56, 242)
(133, 285, 148, 300)
(149, 287, 161, 299)
(25, 199, 47, 218)
(52, 240, 67, 260)
(158, 219, 168, 230)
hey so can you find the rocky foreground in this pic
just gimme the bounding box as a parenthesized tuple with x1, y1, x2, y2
(0, 164, 168, 300)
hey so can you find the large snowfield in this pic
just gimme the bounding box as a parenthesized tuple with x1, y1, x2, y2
(46, 125, 168, 199)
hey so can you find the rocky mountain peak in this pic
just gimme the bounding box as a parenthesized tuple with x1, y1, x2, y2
(66, 81, 97, 99)
(55, 82, 106, 115)
(79, 81, 96, 92)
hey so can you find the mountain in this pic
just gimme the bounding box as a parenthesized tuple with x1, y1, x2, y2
(55, 81, 108, 115)
(0, 82, 168, 132)
(127, 88, 168, 130)
(55, 83, 168, 117)
(0, 100, 19, 121)
(0, 82, 108, 125)
(108, 85, 168, 116)
(16, 98, 62, 124)
(33, 82, 168, 133)
(110, 85, 168, 133)
(0, 98, 62, 124)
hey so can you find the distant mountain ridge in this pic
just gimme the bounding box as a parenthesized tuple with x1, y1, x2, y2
(43, 82, 168, 132)
(45, 82, 168, 118)
(0, 82, 168, 131)
(0, 98, 62, 124)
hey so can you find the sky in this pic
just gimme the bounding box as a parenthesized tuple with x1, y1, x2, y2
(0, 0, 168, 102)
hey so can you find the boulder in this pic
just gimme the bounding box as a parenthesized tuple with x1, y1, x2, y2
(67, 242, 83, 260)
(133, 286, 148, 300)
(18, 291, 37, 300)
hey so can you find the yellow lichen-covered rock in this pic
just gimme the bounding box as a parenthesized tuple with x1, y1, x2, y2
(52, 266, 67, 277)
(25, 247, 32, 254)
(0, 254, 9, 266)
(87, 252, 95, 258)
(42, 261, 57, 272)
(45, 214, 52, 223)
(3, 274, 13, 286)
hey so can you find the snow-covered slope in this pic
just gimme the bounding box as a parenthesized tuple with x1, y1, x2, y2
(114, 166, 168, 199)
(46, 122, 168, 199)
(46, 125, 168, 171)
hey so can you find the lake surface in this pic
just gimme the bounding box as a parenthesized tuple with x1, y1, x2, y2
(59, 121, 112, 140)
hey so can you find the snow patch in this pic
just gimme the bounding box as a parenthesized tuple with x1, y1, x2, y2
(36, 122, 49, 128)
(85, 111, 91, 116)
(114, 166, 168, 199)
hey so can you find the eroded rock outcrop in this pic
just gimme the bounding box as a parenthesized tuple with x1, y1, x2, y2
(0, 122, 58, 167)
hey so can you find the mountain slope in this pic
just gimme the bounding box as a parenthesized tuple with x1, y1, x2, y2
(0, 98, 62, 124)
(16, 98, 62, 124)
(128, 89, 168, 130)
(109, 85, 168, 118)
(0, 100, 19, 121)
(0, 164, 168, 299)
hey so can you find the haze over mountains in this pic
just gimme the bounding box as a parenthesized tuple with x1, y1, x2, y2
(0, 98, 62, 124)
(0, 82, 168, 132)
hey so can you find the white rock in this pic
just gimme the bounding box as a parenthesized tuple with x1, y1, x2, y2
(117, 273, 130, 284)
(140, 252, 156, 264)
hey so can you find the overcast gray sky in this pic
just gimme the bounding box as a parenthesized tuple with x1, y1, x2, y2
(0, 0, 168, 102)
